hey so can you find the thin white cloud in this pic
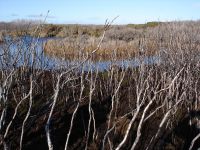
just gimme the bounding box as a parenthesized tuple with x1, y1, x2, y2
(11, 13, 19, 17)
(28, 14, 56, 19)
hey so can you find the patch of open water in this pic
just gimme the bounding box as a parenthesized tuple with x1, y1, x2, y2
(0, 36, 160, 71)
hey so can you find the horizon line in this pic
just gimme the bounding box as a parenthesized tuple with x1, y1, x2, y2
(0, 18, 200, 26)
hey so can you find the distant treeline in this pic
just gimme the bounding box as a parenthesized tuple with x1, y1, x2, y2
(0, 20, 39, 31)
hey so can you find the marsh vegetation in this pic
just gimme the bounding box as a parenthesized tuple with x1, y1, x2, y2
(0, 20, 200, 150)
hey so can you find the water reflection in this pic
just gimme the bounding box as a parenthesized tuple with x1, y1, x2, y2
(0, 36, 160, 71)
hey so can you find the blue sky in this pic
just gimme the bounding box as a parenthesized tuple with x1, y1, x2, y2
(0, 0, 200, 24)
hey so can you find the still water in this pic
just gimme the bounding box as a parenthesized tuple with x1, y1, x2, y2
(0, 36, 160, 71)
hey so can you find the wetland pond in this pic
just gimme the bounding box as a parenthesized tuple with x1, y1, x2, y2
(0, 36, 160, 71)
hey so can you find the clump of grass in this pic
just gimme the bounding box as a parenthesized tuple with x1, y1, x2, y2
(43, 36, 141, 60)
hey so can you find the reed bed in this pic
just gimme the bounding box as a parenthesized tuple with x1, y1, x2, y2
(43, 28, 159, 60)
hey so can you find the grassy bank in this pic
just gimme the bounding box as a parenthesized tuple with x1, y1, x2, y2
(43, 21, 200, 60)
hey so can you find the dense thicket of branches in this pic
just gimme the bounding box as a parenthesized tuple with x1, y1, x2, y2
(0, 21, 200, 150)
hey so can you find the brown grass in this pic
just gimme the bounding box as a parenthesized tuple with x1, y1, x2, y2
(43, 37, 139, 60)
(43, 26, 159, 60)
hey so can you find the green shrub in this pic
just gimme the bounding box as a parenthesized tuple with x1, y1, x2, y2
(127, 22, 160, 29)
